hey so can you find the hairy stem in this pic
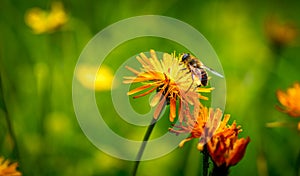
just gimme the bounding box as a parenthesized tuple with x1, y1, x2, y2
(132, 118, 157, 176)
(202, 144, 209, 176)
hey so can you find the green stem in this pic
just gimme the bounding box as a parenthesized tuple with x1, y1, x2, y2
(202, 145, 209, 176)
(0, 73, 20, 160)
(295, 148, 300, 176)
(211, 163, 229, 176)
(132, 118, 157, 176)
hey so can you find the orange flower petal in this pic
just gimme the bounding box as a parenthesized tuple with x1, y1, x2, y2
(276, 82, 300, 117)
(276, 90, 288, 107)
(227, 137, 250, 166)
(127, 84, 153, 95)
(198, 94, 209, 100)
(169, 98, 176, 122)
(150, 91, 163, 107)
(150, 49, 158, 60)
(154, 96, 166, 119)
(125, 66, 140, 75)
(137, 54, 152, 68)
(136, 55, 147, 67)
(208, 108, 223, 135)
(218, 114, 230, 131)
(133, 86, 158, 99)
(123, 76, 157, 83)
(140, 52, 149, 63)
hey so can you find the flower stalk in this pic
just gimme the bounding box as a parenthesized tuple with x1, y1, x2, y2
(211, 163, 229, 176)
(202, 145, 209, 176)
(132, 118, 157, 176)
(0, 73, 20, 160)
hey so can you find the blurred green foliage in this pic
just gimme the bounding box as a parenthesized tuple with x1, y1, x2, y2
(1, 0, 300, 175)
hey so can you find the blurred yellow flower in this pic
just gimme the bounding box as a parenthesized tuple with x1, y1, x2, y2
(0, 156, 22, 176)
(123, 50, 212, 122)
(76, 65, 114, 91)
(276, 82, 300, 117)
(25, 2, 68, 34)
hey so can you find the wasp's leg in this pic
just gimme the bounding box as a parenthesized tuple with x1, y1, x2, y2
(185, 74, 195, 93)
(177, 68, 190, 82)
(180, 67, 189, 72)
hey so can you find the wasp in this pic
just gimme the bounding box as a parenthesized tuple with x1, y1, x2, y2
(180, 53, 224, 91)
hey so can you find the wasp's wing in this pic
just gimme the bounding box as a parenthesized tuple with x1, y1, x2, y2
(189, 65, 202, 81)
(202, 65, 224, 78)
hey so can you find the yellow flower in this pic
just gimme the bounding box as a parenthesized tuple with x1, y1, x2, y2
(76, 65, 114, 91)
(123, 50, 212, 122)
(0, 157, 22, 176)
(25, 2, 68, 34)
(276, 82, 300, 117)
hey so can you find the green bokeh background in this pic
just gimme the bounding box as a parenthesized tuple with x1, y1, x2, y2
(1, 0, 299, 175)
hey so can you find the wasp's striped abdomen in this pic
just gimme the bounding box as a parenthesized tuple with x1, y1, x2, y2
(199, 69, 208, 86)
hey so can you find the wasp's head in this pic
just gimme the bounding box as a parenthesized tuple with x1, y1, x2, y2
(181, 53, 190, 62)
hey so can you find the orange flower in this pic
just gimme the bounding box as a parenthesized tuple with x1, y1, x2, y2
(264, 17, 298, 47)
(170, 105, 222, 148)
(123, 50, 212, 122)
(171, 106, 250, 167)
(0, 157, 22, 176)
(207, 118, 250, 167)
(276, 82, 300, 117)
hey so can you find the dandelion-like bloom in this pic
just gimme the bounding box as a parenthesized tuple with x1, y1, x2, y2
(123, 50, 212, 122)
(0, 157, 22, 176)
(276, 82, 300, 117)
(25, 2, 68, 34)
